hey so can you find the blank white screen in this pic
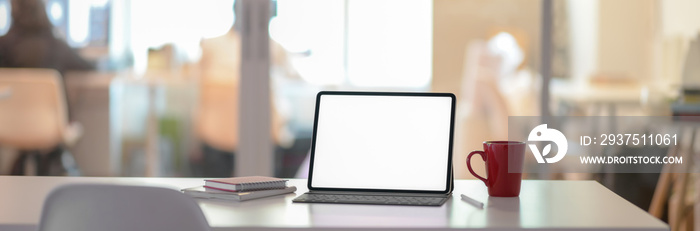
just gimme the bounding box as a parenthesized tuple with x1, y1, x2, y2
(310, 94, 452, 191)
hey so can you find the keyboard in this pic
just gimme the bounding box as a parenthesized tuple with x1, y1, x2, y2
(292, 193, 448, 206)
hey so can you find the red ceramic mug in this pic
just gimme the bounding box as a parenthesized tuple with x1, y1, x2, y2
(467, 141, 525, 197)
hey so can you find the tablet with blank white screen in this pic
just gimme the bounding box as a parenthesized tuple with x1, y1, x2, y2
(302, 92, 455, 201)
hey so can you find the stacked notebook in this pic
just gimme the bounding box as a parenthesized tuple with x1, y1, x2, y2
(182, 176, 296, 201)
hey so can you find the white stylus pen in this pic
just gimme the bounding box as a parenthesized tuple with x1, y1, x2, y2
(460, 194, 484, 209)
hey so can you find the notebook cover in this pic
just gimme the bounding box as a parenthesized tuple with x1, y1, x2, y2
(204, 176, 287, 191)
(205, 176, 284, 185)
(182, 186, 297, 201)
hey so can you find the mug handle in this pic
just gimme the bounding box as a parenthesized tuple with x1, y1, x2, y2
(466, 150, 488, 185)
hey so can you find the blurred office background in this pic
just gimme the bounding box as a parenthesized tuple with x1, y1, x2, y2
(0, 0, 699, 228)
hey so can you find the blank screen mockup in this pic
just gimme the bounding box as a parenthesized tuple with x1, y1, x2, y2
(310, 94, 453, 192)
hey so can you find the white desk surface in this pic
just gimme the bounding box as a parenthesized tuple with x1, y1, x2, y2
(0, 176, 669, 231)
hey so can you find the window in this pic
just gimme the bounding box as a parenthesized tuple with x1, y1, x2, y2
(0, 0, 10, 36)
(271, 0, 432, 89)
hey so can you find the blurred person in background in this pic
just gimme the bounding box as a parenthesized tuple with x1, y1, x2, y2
(0, 0, 93, 175)
(193, 0, 297, 177)
(454, 30, 539, 179)
(0, 0, 94, 74)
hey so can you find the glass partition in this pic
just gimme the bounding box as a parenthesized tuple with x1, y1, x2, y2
(1, 0, 697, 183)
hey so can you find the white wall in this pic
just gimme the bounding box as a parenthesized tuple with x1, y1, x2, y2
(662, 0, 700, 38)
(566, 0, 598, 82)
(597, 0, 656, 82)
(660, 0, 700, 86)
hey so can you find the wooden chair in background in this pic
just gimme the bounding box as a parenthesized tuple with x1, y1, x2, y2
(649, 127, 697, 231)
(0, 68, 82, 175)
